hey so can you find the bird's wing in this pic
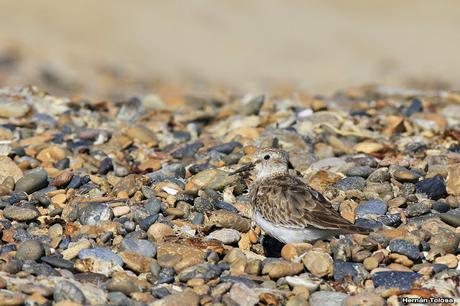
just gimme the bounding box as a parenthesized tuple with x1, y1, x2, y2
(253, 174, 369, 233)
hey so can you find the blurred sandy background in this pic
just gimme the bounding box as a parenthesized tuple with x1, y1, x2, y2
(0, 0, 459, 99)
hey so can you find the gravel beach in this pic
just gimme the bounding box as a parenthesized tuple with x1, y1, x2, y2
(0, 85, 459, 305)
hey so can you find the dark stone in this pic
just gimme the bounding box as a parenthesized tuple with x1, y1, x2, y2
(41, 255, 74, 269)
(346, 166, 373, 178)
(405, 202, 431, 217)
(192, 213, 204, 225)
(403, 98, 423, 116)
(55, 158, 70, 170)
(171, 142, 204, 159)
(388, 239, 422, 260)
(213, 201, 238, 213)
(79, 203, 113, 225)
(432, 201, 450, 213)
(440, 213, 460, 227)
(333, 177, 366, 191)
(158, 267, 176, 284)
(54, 280, 87, 304)
(99, 157, 114, 175)
(415, 175, 447, 200)
(189, 163, 213, 175)
(119, 238, 156, 257)
(355, 199, 387, 218)
(178, 263, 222, 282)
(333, 261, 369, 283)
(139, 214, 159, 231)
(377, 214, 402, 227)
(208, 142, 243, 155)
(354, 218, 383, 231)
(372, 271, 420, 290)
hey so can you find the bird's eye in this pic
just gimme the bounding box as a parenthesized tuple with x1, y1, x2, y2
(264, 154, 270, 160)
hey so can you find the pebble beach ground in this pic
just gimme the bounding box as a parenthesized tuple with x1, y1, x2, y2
(0, 85, 460, 305)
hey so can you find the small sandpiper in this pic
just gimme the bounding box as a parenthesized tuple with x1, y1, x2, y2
(230, 148, 370, 243)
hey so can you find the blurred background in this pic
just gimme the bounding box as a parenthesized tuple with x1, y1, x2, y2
(0, 0, 459, 100)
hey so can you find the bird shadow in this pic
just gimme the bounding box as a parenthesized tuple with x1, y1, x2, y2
(262, 235, 285, 258)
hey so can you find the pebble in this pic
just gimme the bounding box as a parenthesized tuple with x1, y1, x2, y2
(333, 261, 368, 283)
(355, 199, 387, 218)
(333, 177, 366, 191)
(15, 240, 45, 261)
(302, 250, 333, 277)
(14, 168, 48, 193)
(415, 175, 448, 200)
(309, 291, 348, 306)
(207, 228, 241, 244)
(372, 271, 421, 290)
(0, 156, 23, 183)
(119, 238, 156, 257)
(262, 260, 304, 279)
(228, 283, 259, 306)
(3, 205, 40, 221)
(79, 203, 113, 225)
(185, 169, 241, 194)
(178, 263, 222, 282)
(388, 239, 422, 261)
(53, 281, 87, 304)
(79, 247, 123, 266)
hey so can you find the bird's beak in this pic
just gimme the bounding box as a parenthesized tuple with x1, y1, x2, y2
(229, 162, 256, 175)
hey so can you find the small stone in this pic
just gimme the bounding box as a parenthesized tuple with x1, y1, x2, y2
(333, 177, 366, 191)
(354, 142, 384, 154)
(388, 239, 422, 261)
(53, 281, 87, 304)
(372, 271, 421, 290)
(0, 156, 23, 183)
(415, 175, 448, 200)
(0, 101, 30, 118)
(262, 260, 304, 279)
(392, 167, 420, 182)
(14, 168, 48, 193)
(185, 169, 241, 194)
(79, 203, 113, 225)
(309, 291, 347, 306)
(147, 223, 174, 242)
(343, 293, 385, 306)
(367, 168, 390, 183)
(403, 98, 423, 116)
(208, 141, 243, 154)
(207, 229, 241, 244)
(113, 205, 130, 217)
(79, 247, 123, 266)
(281, 243, 313, 261)
(447, 164, 460, 196)
(429, 228, 459, 253)
(405, 202, 431, 217)
(178, 263, 222, 282)
(439, 213, 460, 227)
(125, 125, 158, 147)
(302, 250, 333, 277)
(363, 256, 379, 271)
(355, 199, 387, 218)
(3, 205, 40, 221)
(206, 210, 251, 232)
(333, 261, 368, 283)
(118, 251, 156, 273)
(16, 240, 44, 261)
(119, 238, 156, 257)
(0, 290, 25, 305)
(434, 254, 458, 268)
(228, 283, 259, 306)
(62, 239, 92, 260)
(346, 166, 373, 178)
(285, 275, 321, 292)
(151, 289, 199, 306)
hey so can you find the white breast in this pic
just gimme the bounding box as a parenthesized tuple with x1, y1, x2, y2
(253, 210, 335, 243)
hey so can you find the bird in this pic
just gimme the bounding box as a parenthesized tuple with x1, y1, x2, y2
(230, 148, 370, 243)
